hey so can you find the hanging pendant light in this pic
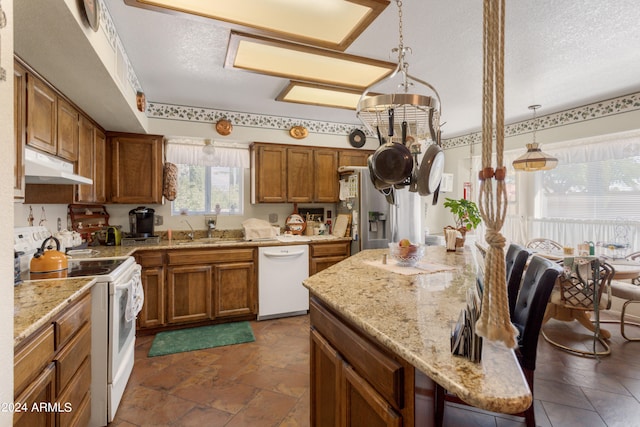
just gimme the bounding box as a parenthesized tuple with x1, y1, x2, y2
(512, 105, 558, 171)
(202, 139, 216, 156)
(356, 0, 441, 145)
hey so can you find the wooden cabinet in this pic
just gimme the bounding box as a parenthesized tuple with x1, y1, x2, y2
(14, 61, 27, 200)
(13, 292, 91, 427)
(314, 149, 339, 203)
(252, 143, 361, 203)
(76, 116, 106, 203)
(56, 97, 79, 162)
(138, 247, 257, 332)
(136, 251, 166, 329)
(310, 241, 351, 276)
(108, 132, 164, 204)
(310, 298, 411, 427)
(339, 149, 372, 168)
(287, 147, 314, 203)
(252, 144, 287, 203)
(26, 74, 57, 156)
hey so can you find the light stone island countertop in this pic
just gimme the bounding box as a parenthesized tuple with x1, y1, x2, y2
(303, 245, 531, 415)
(14, 277, 96, 347)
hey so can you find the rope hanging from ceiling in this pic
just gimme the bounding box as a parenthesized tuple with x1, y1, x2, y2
(475, 0, 518, 348)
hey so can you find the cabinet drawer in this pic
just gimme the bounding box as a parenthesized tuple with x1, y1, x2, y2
(55, 322, 91, 394)
(61, 390, 91, 427)
(310, 242, 350, 257)
(57, 357, 91, 427)
(136, 250, 165, 267)
(168, 248, 255, 265)
(55, 293, 91, 350)
(14, 325, 55, 396)
(13, 362, 56, 427)
(310, 298, 404, 410)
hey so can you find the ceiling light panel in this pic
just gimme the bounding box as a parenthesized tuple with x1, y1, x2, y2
(227, 32, 396, 89)
(277, 81, 374, 110)
(125, 0, 390, 51)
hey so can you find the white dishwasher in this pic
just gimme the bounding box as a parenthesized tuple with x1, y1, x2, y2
(258, 244, 309, 320)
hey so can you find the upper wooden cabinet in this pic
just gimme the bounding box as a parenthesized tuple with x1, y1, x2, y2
(76, 115, 106, 203)
(251, 142, 371, 203)
(25, 72, 79, 162)
(14, 61, 27, 200)
(108, 132, 164, 204)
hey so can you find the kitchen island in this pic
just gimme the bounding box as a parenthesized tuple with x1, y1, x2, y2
(303, 246, 531, 426)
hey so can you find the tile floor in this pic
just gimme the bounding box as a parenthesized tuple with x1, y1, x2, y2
(109, 312, 640, 427)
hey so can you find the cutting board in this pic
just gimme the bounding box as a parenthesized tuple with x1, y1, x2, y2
(332, 214, 351, 237)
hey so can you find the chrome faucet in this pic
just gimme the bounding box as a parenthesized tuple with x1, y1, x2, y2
(182, 219, 195, 240)
(207, 216, 216, 239)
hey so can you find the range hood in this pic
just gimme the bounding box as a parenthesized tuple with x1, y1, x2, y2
(24, 147, 93, 185)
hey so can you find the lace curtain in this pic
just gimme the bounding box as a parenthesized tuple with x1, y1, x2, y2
(165, 138, 250, 168)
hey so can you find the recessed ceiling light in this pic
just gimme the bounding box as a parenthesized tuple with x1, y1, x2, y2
(124, 0, 389, 51)
(226, 32, 396, 89)
(277, 81, 377, 110)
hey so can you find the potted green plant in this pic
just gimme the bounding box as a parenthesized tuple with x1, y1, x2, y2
(443, 198, 482, 231)
(443, 198, 482, 249)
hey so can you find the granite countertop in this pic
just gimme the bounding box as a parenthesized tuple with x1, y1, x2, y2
(16, 235, 350, 346)
(14, 277, 96, 347)
(303, 246, 531, 415)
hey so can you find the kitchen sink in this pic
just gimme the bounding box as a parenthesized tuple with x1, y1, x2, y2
(175, 238, 245, 245)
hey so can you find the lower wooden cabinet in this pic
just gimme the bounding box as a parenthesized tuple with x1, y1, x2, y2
(310, 297, 414, 427)
(13, 292, 91, 427)
(310, 241, 351, 275)
(137, 247, 258, 332)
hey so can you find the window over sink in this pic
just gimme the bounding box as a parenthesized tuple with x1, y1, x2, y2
(171, 165, 244, 216)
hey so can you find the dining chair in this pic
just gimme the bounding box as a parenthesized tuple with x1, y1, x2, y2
(506, 243, 531, 318)
(525, 238, 563, 252)
(541, 259, 615, 357)
(435, 256, 562, 427)
(627, 251, 640, 284)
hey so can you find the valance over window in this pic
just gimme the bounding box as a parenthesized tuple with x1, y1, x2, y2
(165, 138, 250, 168)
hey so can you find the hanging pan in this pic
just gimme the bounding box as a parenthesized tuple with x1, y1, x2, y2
(369, 109, 413, 186)
(417, 142, 445, 197)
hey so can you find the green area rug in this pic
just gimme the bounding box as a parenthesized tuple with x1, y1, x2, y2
(148, 321, 255, 357)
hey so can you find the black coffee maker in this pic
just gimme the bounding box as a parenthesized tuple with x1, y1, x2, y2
(129, 207, 155, 237)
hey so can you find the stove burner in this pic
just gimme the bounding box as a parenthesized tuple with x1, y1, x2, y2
(67, 259, 127, 277)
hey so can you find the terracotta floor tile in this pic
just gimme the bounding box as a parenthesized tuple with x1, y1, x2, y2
(111, 312, 640, 426)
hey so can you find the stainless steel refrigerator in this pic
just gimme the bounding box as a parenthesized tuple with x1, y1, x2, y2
(338, 166, 422, 255)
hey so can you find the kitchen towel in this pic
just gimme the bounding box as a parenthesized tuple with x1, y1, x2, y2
(148, 321, 255, 357)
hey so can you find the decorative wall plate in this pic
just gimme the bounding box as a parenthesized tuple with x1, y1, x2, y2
(82, 0, 100, 32)
(348, 129, 366, 148)
(289, 126, 308, 139)
(136, 91, 146, 112)
(216, 119, 233, 135)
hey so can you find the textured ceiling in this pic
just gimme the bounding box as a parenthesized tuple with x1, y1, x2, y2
(16, 0, 640, 138)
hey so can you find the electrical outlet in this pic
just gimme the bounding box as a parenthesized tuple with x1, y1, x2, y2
(154, 215, 163, 225)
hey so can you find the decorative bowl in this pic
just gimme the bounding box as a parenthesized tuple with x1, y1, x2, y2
(388, 242, 425, 267)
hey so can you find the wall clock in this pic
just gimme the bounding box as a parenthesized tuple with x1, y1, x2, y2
(348, 129, 366, 148)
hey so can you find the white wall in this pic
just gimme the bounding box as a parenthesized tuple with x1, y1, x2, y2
(2, 1, 14, 425)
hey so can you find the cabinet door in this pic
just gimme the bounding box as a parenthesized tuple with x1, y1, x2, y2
(167, 265, 212, 324)
(56, 97, 79, 161)
(342, 363, 402, 427)
(93, 128, 107, 203)
(76, 116, 95, 203)
(311, 329, 342, 427)
(212, 262, 256, 318)
(314, 149, 339, 202)
(109, 133, 163, 203)
(13, 362, 56, 427)
(14, 61, 27, 200)
(27, 75, 57, 155)
(138, 266, 166, 329)
(339, 150, 372, 168)
(254, 144, 287, 203)
(287, 147, 314, 203)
